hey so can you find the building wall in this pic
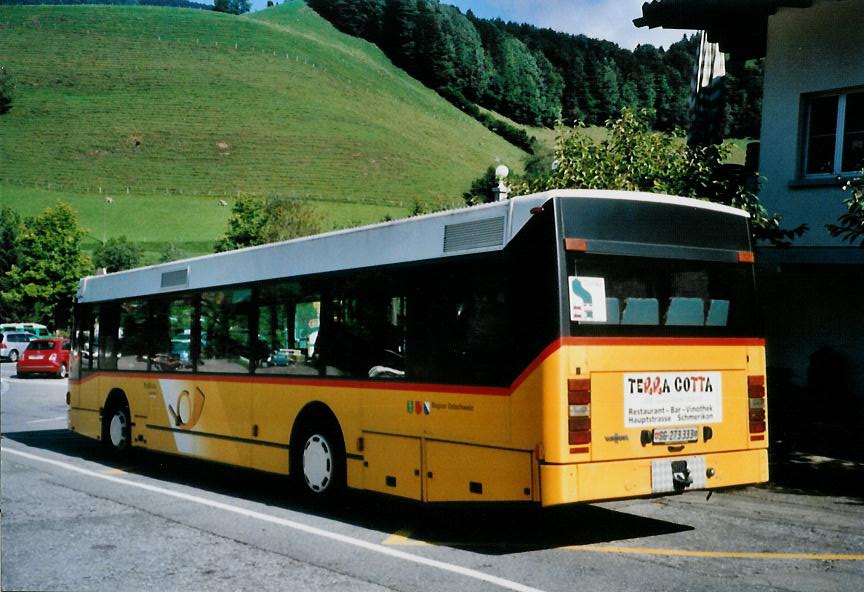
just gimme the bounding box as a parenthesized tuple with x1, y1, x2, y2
(759, 267, 864, 425)
(759, 0, 864, 246)
(757, 0, 864, 435)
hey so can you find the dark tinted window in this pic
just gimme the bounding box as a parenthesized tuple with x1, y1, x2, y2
(200, 288, 251, 374)
(97, 303, 120, 371)
(27, 340, 57, 351)
(320, 273, 405, 379)
(117, 299, 150, 371)
(406, 259, 513, 385)
(842, 91, 864, 173)
(567, 253, 758, 336)
(561, 198, 751, 252)
(150, 296, 195, 373)
(806, 95, 839, 175)
(256, 281, 322, 376)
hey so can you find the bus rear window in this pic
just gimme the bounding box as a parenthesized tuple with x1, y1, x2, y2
(566, 253, 758, 336)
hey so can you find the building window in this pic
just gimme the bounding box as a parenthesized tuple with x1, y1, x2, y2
(804, 89, 864, 177)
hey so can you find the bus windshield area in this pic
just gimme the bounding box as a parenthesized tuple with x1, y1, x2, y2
(566, 253, 758, 336)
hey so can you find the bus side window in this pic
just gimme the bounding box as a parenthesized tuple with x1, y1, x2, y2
(149, 296, 195, 373)
(97, 303, 120, 371)
(255, 280, 321, 376)
(74, 304, 94, 377)
(200, 289, 252, 374)
(320, 274, 405, 380)
(117, 299, 149, 371)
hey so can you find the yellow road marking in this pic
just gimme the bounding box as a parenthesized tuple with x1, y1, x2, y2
(383, 529, 430, 546)
(565, 545, 864, 561)
(104, 468, 127, 475)
(382, 533, 863, 561)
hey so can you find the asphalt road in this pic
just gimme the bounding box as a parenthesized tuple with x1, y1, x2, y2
(2, 361, 863, 592)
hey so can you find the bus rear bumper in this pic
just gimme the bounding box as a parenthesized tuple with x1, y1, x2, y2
(540, 449, 768, 506)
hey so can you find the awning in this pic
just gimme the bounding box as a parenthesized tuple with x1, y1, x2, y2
(634, 0, 814, 59)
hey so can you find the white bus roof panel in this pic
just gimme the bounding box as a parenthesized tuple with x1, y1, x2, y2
(76, 191, 748, 304)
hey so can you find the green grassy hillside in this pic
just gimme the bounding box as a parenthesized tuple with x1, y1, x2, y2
(0, 3, 526, 258)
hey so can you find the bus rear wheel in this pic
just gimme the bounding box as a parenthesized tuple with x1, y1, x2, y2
(291, 417, 345, 503)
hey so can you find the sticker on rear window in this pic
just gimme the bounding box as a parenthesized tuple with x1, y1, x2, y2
(568, 276, 607, 322)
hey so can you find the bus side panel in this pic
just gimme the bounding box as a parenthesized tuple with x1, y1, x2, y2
(363, 433, 423, 500)
(190, 378, 253, 468)
(424, 441, 534, 502)
(69, 377, 102, 441)
(98, 375, 151, 447)
(250, 381, 300, 475)
(250, 381, 364, 479)
(509, 345, 560, 454)
(360, 388, 512, 447)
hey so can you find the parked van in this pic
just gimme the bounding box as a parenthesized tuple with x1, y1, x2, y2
(0, 323, 51, 338)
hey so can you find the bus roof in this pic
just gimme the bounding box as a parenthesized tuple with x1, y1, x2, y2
(76, 190, 749, 304)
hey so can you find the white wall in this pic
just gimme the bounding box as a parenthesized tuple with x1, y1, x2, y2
(759, 0, 864, 247)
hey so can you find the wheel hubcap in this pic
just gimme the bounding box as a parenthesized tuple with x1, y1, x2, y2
(302, 434, 332, 492)
(109, 411, 128, 448)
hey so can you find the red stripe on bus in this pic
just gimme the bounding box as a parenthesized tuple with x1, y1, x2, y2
(561, 337, 765, 347)
(68, 336, 763, 396)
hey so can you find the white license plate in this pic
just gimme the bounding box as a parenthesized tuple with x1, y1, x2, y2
(653, 426, 698, 444)
(30, 355, 44, 360)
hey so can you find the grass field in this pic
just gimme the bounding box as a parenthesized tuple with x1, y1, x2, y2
(0, 3, 526, 259)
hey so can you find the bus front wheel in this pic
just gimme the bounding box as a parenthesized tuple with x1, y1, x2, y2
(291, 416, 346, 502)
(102, 397, 131, 456)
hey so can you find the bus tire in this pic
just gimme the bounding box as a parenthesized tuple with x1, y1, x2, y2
(290, 413, 346, 503)
(102, 394, 132, 457)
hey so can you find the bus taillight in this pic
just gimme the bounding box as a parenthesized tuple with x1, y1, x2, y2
(748, 375, 766, 434)
(568, 378, 591, 445)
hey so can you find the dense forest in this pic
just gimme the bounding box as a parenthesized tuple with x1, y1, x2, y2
(308, 0, 762, 137)
(0, 0, 214, 8)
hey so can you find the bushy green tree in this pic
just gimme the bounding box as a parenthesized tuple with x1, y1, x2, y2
(0, 206, 25, 320)
(214, 195, 322, 253)
(462, 166, 498, 205)
(0, 65, 12, 115)
(511, 109, 806, 245)
(93, 236, 143, 273)
(826, 175, 864, 246)
(158, 242, 188, 263)
(1, 202, 91, 330)
(213, 0, 250, 15)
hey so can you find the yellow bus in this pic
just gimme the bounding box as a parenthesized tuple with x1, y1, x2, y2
(68, 190, 768, 505)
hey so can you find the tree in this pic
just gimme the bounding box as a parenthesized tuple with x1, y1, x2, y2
(826, 175, 864, 246)
(509, 109, 806, 245)
(462, 166, 498, 205)
(1, 202, 91, 331)
(0, 65, 12, 115)
(93, 236, 143, 273)
(214, 195, 322, 253)
(159, 242, 188, 263)
(0, 206, 24, 320)
(213, 0, 250, 15)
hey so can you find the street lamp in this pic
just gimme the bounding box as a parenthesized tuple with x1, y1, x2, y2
(492, 164, 510, 201)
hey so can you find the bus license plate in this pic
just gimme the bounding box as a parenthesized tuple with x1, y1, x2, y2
(653, 427, 698, 444)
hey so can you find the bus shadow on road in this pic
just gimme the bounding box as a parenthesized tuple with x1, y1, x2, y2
(3, 428, 692, 555)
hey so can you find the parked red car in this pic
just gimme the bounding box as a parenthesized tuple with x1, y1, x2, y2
(16, 338, 71, 378)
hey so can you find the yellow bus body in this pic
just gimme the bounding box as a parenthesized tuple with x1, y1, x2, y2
(69, 337, 767, 506)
